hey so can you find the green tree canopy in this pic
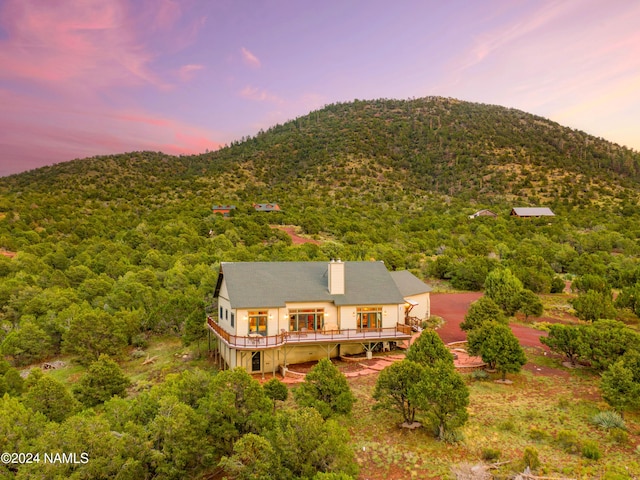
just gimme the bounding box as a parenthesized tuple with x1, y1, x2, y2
(22, 370, 79, 423)
(263, 377, 289, 413)
(1, 319, 53, 366)
(293, 358, 356, 419)
(61, 306, 128, 364)
(150, 395, 213, 479)
(600, 350, 640, 417)
(540, 324, 585, 367)
(373, 359, 425, 424)
(218, 433, 277, 480)
(73, 354, 132, 407)
(412, 360, 469, 440)
(460, 296, 507, 331)
(571, 290, 616, 322)
(484, 268, 524, 316)
(266, 407, 359, 479)
(467, 321, 527, 380)
(580, 319, 639, 371)
(518, 289, 544, 320)
(405, 329, 453, 365)
(198, 367, 273, 456)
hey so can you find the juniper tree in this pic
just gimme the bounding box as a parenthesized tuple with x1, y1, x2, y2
(293, 358, 355, 419)
(468, 321, 526, 381)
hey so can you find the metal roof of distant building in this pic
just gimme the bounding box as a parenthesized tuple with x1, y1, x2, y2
(390, 270, 432, 296)
(511, 207, 555, 217)
(217, 261, 405, 309)
(253, 203, 281, 211)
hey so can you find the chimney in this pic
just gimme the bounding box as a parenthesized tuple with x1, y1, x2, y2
(328, 259, 345, 295)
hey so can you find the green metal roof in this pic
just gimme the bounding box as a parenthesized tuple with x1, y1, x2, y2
(217, 261, 406, 309)
(390, 270, 432, 296)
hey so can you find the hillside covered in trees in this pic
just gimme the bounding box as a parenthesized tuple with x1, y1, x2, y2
(1, 97, 640, 478)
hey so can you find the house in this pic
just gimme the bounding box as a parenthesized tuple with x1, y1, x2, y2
(212, 205, 236, 217)
(208, 260, 431, 376)
(253, 203, 281, 212)
(510, 207, 555, 218)
(468, 209, 498, 219)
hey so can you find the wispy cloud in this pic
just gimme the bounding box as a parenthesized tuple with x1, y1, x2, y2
(178, 64, 205, 82)
(0, 0, 223, 175)
(241, 47, 261, 68)
(239, 85, 283, 104)
(0, 0, 166, 90)
(448, 1, 575, 80)
(0, 90, 224, 176)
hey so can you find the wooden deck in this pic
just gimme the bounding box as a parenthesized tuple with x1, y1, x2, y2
(207, 317, 413, 351)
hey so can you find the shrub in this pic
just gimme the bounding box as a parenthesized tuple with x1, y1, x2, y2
(607, 428, 628, 445)
(497, 419, 517, 432)
(592, 411, 626, 431)
(522, 447, 540, 470)
(529, 427, 550, 442)
(531, 322, 552, 332)
(131, 334, 148, 348)
(441, 429, 464, 444)
(470, 369, 489, 381)
(581, 440, 601, 460)
(481, 447, 501, 461)
(551, 276, 566, 293)
(130, 349, 147, 359)
(556, 430, 580, 454)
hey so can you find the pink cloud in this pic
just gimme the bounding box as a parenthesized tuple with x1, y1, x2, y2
(178, 64, 205, 82)
(0, 90, 224, 176)
(0, 0, 166, 89)
(151, 0, 182, 31)
(239, 85, 283, 104)
(241, 47, 261, 68)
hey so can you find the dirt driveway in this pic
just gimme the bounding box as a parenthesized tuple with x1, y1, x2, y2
(431, 292, 548, 349)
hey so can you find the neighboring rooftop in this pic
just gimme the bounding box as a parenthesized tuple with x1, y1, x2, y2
(212, 204, 236, 210)
(253, 203, 281, 212)
(511, 207, 555, 217)
(469, 209, 498, 219)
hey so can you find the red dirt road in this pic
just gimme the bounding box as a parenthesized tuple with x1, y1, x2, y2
(271, 225, 321, 245)
(431, 292, 548, 349)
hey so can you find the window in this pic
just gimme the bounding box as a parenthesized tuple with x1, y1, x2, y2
(357, 306, 382, 330)
(225, 309, 228, 320)
(289, 308, 324, 331)
(248, 311, 268, 335)
(219, 306, 223, 320)
(231, 312, 235, 327)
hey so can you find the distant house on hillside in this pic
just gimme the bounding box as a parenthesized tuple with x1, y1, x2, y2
(212, 205, 236, 217)
(469, 209, 498, 219)
(208, 261, 430, 376)
(253, 203, 281, 212)
(511, 207, 555, 218)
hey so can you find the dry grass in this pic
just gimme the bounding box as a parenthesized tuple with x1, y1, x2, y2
(345, 353, 640, 480)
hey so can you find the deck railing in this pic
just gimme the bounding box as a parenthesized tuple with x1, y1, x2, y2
(207, 316, 412, 350)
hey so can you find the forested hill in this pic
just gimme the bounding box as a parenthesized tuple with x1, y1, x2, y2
(3, 97, 640, 205)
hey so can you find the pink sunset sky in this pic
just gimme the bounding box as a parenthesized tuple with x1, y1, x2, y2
(1, 0, 639, 177)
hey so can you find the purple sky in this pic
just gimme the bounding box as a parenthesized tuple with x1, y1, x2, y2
(1, 0, 639, 177)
